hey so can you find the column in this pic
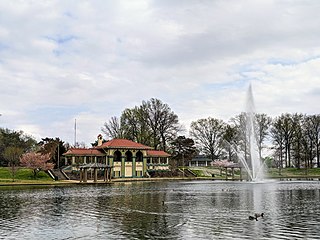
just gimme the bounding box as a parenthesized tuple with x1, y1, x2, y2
(83, 168, 88, 183)
(132, 156, 136, 177)
(94, 168, 98, 182)
(121, 156, 125, 178)
(225, 168, 228, 180)
(79, 168, 83, 182)
(106, 168, 110, 181)
(109, 156, 114, 177)
(232, 168, 234, 180)
(143, 158, 147, 177)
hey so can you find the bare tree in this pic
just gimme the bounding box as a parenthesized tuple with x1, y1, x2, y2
(190, 117, 226, 161)
(3, 146, 23, 181)
(102, 116, 125, 139)
(142, 98, 180, 151)
(231, 113, 250, 162)
(271, 113, 302, 168)
(271, 117, 285, 172)
(222, 124, 239, 162)
(304, 115, 320, 167)
(255, 113, 272, 160)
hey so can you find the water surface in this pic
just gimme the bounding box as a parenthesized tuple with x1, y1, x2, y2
(1, 180, 320, 239)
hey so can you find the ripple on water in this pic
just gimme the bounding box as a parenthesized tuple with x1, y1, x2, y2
(1, 181, 320, 239)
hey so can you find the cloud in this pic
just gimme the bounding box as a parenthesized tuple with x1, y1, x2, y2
(0, 0, 319, 144)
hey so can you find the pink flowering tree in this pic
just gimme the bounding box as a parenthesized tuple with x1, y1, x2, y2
(20, 152, 54, 178)
(212, 160, 235, 175)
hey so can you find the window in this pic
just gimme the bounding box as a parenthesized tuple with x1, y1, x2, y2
(136, 151, 143, 162)
(125, 151, 133, 162)
(114, 151, 122, 162)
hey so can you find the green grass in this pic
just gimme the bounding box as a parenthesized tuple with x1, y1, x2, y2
(188, 166, 320, 179)
(190, 169, 207, 177)
(267, 167, 320, 177)
(0, 167, 53, 182)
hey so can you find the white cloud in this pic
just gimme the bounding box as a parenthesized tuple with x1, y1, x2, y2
(0, 0, 320, 144)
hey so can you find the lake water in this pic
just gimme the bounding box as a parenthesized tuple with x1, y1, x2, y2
(1, 180, 320, 239)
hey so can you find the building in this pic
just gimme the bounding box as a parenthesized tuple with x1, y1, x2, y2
(189, 155, 213, 167)
(63, 137, 171, 179)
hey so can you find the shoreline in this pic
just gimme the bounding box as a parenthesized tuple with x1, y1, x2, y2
(1, 175, 320, 187)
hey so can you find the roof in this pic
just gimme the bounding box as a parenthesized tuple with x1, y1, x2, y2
(191, 155, 212, 161)
(147, 150, 171, 157)
(79, 163, 112, 169)
(63, 148, 105, 156)
(96, 139, 153, 150)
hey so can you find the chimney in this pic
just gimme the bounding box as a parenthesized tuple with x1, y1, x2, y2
(97, 134, 103, 146)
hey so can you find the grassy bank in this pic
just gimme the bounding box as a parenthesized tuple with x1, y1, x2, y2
(0, 167, 54, 184)
(189, 166, 320, 179)
(268, 167, 320, 178)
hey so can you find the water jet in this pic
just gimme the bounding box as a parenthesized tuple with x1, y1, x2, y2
(237, 84, 265, 182)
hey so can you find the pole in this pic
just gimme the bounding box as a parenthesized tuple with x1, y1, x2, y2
(182, 153, 185, 178)
(74, 118, 77, 147)
(57, 142, 60, 169)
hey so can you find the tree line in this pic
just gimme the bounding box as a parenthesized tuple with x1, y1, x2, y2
(103, 98, 320, 169)
(0, 98, 319, 173)
(0, 128, 67, 180)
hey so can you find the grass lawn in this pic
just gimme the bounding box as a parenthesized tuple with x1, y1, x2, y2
(188, 166, 320, 179)
(268, 167, 320, 178)
(0, 167, 53, 183)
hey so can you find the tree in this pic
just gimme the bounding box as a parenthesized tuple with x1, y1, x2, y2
(170, 136, 197, 167)
(222, 124, 239, 162)
(255, 113, 272, 160)
(102, 98, 181, 151)
(102, 116, 125, 139)
(190, 117, 226, 160)
(142, 98, 181, 151)
(304, 115, 320, 167)
(292, 115, 304, 169)
(20, 152, 54, 178)
(0, 128, 37, 166)
(3, 146, 23, 182)
(38, 137, 67, 169)
(231, 113, 250, 163)
(271, 116, 286, 172)
(121, 107, 152, 145)
(270, 113, 299, 168)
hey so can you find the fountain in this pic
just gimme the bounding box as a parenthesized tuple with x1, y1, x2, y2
(238, 84, 265, 182)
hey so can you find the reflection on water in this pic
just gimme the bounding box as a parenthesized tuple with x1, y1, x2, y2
(1, 181, 320, 239)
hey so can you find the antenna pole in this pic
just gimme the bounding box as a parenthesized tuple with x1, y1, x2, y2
(74, 118, 77, 147)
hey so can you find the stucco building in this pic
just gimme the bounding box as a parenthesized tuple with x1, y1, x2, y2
(63, 137, 170, 179)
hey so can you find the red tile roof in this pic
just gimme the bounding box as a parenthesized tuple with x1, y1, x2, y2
(96, 139, 153, 150)
(147, 150, 171, 157)
(63, 148, 105, 156)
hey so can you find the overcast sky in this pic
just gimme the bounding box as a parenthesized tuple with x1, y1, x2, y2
(0, 0, 319, 145)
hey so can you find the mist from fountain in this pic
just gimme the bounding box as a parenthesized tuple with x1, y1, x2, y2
(240, 84, 265, 182)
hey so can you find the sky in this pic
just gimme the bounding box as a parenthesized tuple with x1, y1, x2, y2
(0, 0, 320, 146)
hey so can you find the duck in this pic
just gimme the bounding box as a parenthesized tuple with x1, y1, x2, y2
(248, 215, 258, 221)
(254, 213, 264, 218)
